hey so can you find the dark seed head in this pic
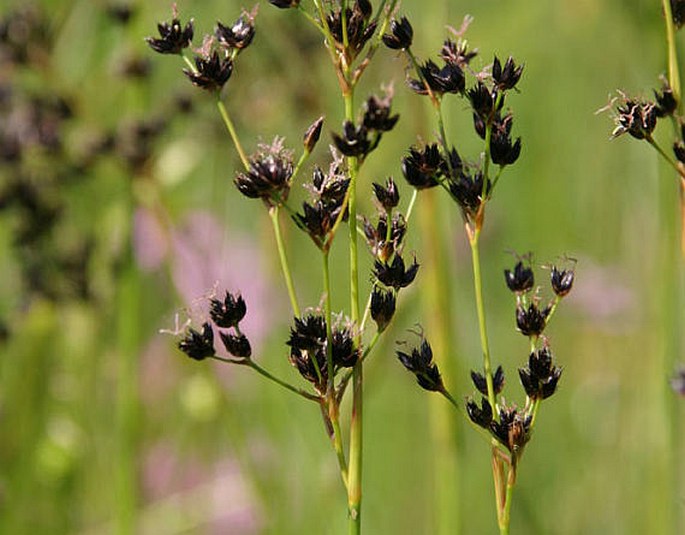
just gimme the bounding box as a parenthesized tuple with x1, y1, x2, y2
(269, 0, 300, 8)
(671, 0, 685, 28)
(372, 177, 400, 212)
(468, 82, 495, 120)
(550, 265, 575, 297)
(331, 326, 360, 368)
(490, 114, 521, 166)
(209, 291, 247, 328)
(396, 337, 443, 392)
(362, 212, 406, 262)
(504, 260, 535, 294)
(519, 347, 562, 400)
(470, 365, 505, 396)
(654, 83, 678, 117)
(220, 331, 252, 359)
(489, 405, 531, 455)
(362, 93, 399, 132)
(370, 287, 396, 332)
(516, 303, 549, 337)
(183, 51, 233, 92)
(408, 59, 465, 96)
(675, 141, 685, 164)
(492, 56, 523, 91)
(332, 120, 370, 157)
(466, 397, 493, 428)
(303, 116, 324, 153)
(382, 17, 413, 50)
(612, 99, 658, 140)
(401, 143, 445, 189)
(215, 12, 256, 51)
(373, 254, 419, 290)
(234, 140, 293, 204)
(448, 169, 490, 219)
(441, 39, 478, 67)
(178, 322, 215, 360)
(146, 15, 194, 55)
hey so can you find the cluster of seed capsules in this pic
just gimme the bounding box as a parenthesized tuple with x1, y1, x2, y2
(397, 257, 574, 457)
(177, 290, 362, 396)
(161, 1, 421, 394)
(378, 16, 523, 230)
(175, 173, 417, 395)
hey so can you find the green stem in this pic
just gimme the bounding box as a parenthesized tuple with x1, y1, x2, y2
(341, 0, 350, 51)
(662, 0, 682, 112)
(238, 359, 318, 401)
(348, 363, 362, 534)
(529, 397, 542, 427)
(343, 82, 363, 534)
(212, 354, 320, 401)
(181, 53, 196, 73)
(322, 251, 335, 396)
(405, 189, 419, 223)
(217, 99, 250, 171)
(499, 466, 517, 535)
(647, 136, 685, 180)
(468, 229, 497, 412)
(331, 411, 350, 488)
(269, 207, 301, 317)
(297, 4, 328, 38)
(490, 166, 505, 195)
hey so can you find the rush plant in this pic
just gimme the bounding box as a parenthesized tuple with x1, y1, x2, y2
(148, 3, 573, 533)
(388, 16, 575, 534)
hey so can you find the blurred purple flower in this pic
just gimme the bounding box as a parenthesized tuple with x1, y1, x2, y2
(169, 211, 274, 348)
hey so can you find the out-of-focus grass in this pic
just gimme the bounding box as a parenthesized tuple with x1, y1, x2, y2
(0, 0, 683, 533)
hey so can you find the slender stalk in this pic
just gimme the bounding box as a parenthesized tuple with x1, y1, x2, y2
(662, 0, 682, 110)
(181, 53, 196, 73)
(322, 251, 335, 396)
(348, 363, 362, 534)
(529, 398, 542, 427)
(343, 81, 363, 535)
(217, 99, 250, 171)
(269, 207, 301, 317)
(491, 452, 506, 533)
(499, 466, 517, 535)
(247, 360, 319, 401)
(647, 136, 685, 179)
(210, 355, 320, 401)
(468, 229, 497, 411)
(320, 251, 350, 487)
(331, 411, 350, 488)
(405, 189, 419, 223)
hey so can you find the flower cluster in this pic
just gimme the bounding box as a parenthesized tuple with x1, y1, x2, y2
(147, 7, 257, 93)
(287, 314, 359, 394)
(178, 291, 252, 361)
(396, 336, 443, 392)
(504, 256, 575, 339)
(234, 138, 294, 205)
(332, 91, 399, 161)
(293, 158, 350, 250)
(387, 19, 522, 227)
(362, 177, 417, 333)
(326, 0, 377, 60)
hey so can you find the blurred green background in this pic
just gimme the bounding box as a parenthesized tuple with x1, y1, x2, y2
(1, 0, 684, 533)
